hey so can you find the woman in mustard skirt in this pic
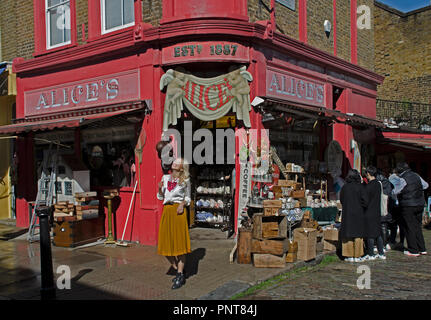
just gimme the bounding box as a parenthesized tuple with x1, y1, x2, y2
(157, 158, 191, 289)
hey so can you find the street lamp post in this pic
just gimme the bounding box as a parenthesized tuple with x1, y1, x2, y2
(37, 206, 56, 300)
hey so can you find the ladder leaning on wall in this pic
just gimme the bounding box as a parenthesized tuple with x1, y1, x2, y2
(28, 143, 59, 242)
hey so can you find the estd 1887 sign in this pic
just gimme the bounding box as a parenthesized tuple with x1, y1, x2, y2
(162, 42, 249, 65)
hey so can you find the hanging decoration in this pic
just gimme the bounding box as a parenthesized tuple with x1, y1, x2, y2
(160, 66, 253, 131)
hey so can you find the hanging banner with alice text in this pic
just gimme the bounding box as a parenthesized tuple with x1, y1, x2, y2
(160, 66, 253, 131)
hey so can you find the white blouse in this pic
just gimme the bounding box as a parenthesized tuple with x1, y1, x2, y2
(157, 174, 191, 206)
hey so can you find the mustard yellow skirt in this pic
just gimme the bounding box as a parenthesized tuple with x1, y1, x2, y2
(157, 203, 191, 257)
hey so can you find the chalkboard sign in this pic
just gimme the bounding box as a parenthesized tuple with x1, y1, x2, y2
(277, 0, 295, 11)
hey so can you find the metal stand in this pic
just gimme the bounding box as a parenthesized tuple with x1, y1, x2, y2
(104, 189, 119, 245)
(37, 206, 56, 300)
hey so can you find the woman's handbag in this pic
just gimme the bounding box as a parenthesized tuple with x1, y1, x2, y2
(378, 181, 388, 217)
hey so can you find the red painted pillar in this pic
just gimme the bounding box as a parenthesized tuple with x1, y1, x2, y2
(299, 0, 308, 43)
(333, 89, 354, 173)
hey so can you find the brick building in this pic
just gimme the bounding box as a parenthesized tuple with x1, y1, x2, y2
(0, 1, 19, 219)
(0, 0, 384, 244)
(374, 1, 431, 130)
(372, 1, 431, 196)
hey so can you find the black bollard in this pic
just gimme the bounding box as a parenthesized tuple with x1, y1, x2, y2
(37, 206, 56, 300)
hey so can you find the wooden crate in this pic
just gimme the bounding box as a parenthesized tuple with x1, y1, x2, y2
(323, 239, 339, 251)
(323, 228, 339, 241)
(285, 252, 297, 263)
(277, 180, 296, 187)
(263, 200, 282, 207)
(253, 253, 286, 268)
(288, 240, 298, 253)
(237, 228, 252, 264)
(251, 239, 289, 255)
(293, 228, 317, 261)
(264, 207, 280, 217)
(292, 190, 305, 198)
(252, 213, 287, 240)
(53, 216, 105, 248)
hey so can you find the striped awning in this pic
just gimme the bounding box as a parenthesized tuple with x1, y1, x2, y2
(262, 98, 386, 128)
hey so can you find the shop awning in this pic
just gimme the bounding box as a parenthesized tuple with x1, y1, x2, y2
(261, 98, 386, 128)
(378, 137, 431, 151)
(0, 101, 148, 135)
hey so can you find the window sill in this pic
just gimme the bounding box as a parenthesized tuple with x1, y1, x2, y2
(33, 43, 78, 58)
(86, 25, 135, 43)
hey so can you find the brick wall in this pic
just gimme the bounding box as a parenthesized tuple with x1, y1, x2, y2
(248, 0, 299, 39)
(142, 0, 163, 27)
(248, 0, 375, 71)
(0, 1, 375, 73)
(374, 3, 431, 104)
(307, 0, 334, 56)
(357, 0, 375, 71)
(0, 0, 18, 61)
(76, 0, 88, 45)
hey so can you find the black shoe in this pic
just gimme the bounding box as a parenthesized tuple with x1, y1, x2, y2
(172, 272, 180, 282)
(172, 273, 185, 289)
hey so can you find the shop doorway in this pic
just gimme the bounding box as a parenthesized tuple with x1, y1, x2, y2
(170, 112, 236, 237)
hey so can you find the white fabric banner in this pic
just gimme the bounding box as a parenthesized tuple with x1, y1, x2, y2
(160, 66, 253, 131)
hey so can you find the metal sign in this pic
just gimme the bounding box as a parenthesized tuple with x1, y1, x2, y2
(276, 0, 295, 11)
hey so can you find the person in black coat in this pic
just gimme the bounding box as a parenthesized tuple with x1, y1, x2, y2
(340, 169, 367, 261)
(363, 166, 386, 260)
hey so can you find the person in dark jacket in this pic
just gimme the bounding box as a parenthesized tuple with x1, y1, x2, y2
(388, 169, 406, 249)
(395, 162, 429, 257)
(363, 166, 386, 260)
(376, 170, 393, 250)
(340, 169, 367, 262)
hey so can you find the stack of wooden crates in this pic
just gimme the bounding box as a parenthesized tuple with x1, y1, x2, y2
(54, 202, 76, 221)
(75, 192, 99, 220)
(249, 200, 295, 268)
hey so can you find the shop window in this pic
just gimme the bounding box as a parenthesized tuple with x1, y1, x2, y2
(34, 0, 77, 55)
(64, 181, 73, 196)
(83, 142, 136, 188)
(46, 0, 72, 49)
(101, 0, 135, 34)
(56, 182, 63, 194)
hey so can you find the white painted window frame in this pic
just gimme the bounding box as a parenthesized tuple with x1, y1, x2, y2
(101, 0, 135, 35)
(46, 0, 72, 50)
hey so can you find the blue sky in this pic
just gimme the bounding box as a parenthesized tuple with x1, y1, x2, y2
(377, 0, 430, 12)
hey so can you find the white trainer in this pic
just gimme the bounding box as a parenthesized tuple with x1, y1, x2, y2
(377, 254, 386, 260)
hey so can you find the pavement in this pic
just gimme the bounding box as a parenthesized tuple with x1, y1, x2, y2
(0, 220, 331, 300)
(238, 227, 431, 300)
(3, 219, 429, 301)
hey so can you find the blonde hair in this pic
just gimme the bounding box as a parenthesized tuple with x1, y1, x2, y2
(173, 158, 190, 185)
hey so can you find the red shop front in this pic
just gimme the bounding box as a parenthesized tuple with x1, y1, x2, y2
(6, 0, 384, 246)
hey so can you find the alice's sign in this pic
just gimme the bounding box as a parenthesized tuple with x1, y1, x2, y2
(160, 66, 253, 131)
(266, 68, 325, 107)
(24, 70, 140, 117)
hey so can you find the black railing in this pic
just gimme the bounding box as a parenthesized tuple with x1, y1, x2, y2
(376, 99, 431, 132)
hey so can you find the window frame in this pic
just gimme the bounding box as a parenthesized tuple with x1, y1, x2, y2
(45, 0, 72, 50)
(100, 0, 135, 35)
(33, 0, 77, 57)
